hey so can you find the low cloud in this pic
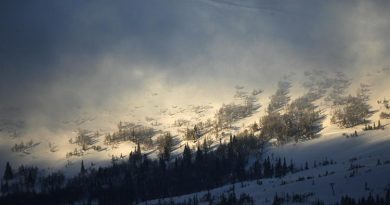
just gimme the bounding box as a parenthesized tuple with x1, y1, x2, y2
(0, 0, 389, 134)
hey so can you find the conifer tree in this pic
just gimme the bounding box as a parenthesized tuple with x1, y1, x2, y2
(282, 158, 288, 176)
(3, 162, 13, 181)
(289, 159, 294, 173)
(183, 144, 192, 167)
(195, 145, 204, 163)
(80, 160, 86, 175)
(202, 138, 209, 157)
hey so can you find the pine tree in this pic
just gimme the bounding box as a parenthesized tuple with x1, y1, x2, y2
(275, 158, 282, 178)
(202, 138, 209, 156)
(273, 193, 282, 205)
(195, 145, 204, 163)
(263, 157, 273, 178)
(137, 142, 141, 155)
(80, 160, 86, 175)
(157, 132, 173, 161)
(289, 159, 294, 173)
(3, 162, 13, 181)
(282, 158, 288, 176)
(158, 157, 166, 172)
(183, 144, 192, 168)
(253, 160, 262, 178)
(1, 181, 9, 194)
(27, 169, 35, 189)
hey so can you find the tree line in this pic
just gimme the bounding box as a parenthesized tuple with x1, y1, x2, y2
(0, 133, 302, 204)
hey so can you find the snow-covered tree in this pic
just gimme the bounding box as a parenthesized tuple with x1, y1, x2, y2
(331, 95, 371, 128)
(260, 111, 288, 142)
(285, 96, 322, 141)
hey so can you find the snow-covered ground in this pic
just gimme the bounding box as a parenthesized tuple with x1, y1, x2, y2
(0, 84, 264, 177)
(0, 71, 389, 204)
(146, 123, 390, 205)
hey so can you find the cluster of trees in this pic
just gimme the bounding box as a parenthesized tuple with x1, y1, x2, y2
(331, 95, 371, 128)
(363, 120, 383, 131)
(173, 118, 190, 127)
(215, 102, 256, 129)
(302, 72, 372, 129)
(379, 98, 390, 119)
(40, 171, 66, 194)
(10, 140, 38, 153)
(15, 166, 38, 192)
(284, 96, 323, 141)
(215, 192, 254, 205)
(260, 81, 291, 142)
(156, 132, 174, 161)
(330, 84, 371, 128)
(272, 192, 316, 205)
(380, 112, 390, 119)
(66, 130, 102, 158)
(149, 191, 253, 205)
(1, 163, 64, 197)
(1, 74, 382, 204)
(65, 147, 85, 158)
(260, 81, 323, 144)
(183, 120, 214, 141)
(272, 191, 390, 205)
(1, 133, 297, 204)
(69, 129, 98, 151)
(184, 125, 202, 141)
(215, 88, 261, 130)
(104, 122, 154, 146)
(251, 157, 293, 179)
(338, 191, 390, 205)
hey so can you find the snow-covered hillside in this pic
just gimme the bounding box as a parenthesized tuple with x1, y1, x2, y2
(147, 124, 390, 205)
(0, 70, 390, 204)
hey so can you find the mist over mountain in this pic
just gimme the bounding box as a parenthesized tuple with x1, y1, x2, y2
(1, 0, 389, 131)
(0, 1, 390, 204)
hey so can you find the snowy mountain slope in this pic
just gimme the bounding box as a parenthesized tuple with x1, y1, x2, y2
(0, 71, 389, 186)
(0, 85, 263, 175)
(146, 124, 390, 205)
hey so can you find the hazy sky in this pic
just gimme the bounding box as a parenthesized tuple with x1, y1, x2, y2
(1, 0, 390, 130)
